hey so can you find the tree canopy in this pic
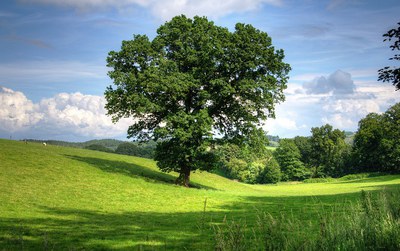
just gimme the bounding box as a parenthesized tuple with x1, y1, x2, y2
(105, 15, 290, 186)
(378, 22, 400, 90)
(274, 139, 309, 181)
(309, 124, 349, 177)
(353, 102, 400, 172)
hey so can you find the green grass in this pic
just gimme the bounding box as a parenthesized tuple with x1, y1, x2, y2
(1, 138, 400, 250)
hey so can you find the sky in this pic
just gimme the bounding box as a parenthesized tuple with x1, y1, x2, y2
(0, 0, 399, 142)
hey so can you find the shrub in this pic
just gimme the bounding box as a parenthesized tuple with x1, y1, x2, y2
(214, 144, 279, 184)
(257, 158, 281, 184)
(274, 139, 311, 181)
(225, 158, 248, 182)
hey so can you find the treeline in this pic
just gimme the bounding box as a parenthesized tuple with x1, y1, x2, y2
(24, 139, 156, 159)
(24, 136, 280, 162)
(24, 102, 399, 183)
(213, 102, 400, 184)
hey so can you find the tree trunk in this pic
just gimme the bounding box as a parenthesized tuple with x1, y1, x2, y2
(176, 166, 191, 187)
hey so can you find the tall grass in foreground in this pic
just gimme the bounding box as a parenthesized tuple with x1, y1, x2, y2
(214, 188, 400, 250)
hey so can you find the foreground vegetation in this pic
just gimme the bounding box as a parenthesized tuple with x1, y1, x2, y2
(1, 139, 400, 250)
(215, 188, 400, 250)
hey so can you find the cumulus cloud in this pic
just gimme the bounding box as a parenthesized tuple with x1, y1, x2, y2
(23, 0, 283, 20)
(320, 94, 381, 129)
(0, 87, 132, 140)
(265, 70, 399, 137)
(149, 0, 283, 20)
(0, 87, 43, 132)
(303, 70, 356, 95)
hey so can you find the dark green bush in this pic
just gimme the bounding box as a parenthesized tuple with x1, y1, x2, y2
(257, 158, 281, 184)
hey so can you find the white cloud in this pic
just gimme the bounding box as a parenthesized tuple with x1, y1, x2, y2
(321, 114, 354, 129)
(37, 92, 132, 138)
(23, 0, 283, 20)
(303, 70, 356, 95)
(2, 70, 397, 141)
(264, 114, 305, 138)
(0, 87, 43, 132)
(320, 94, 381, 130)
(264, 70, 399, 137)
(150, 0, 283, 20)
(0, 87, 132, 140)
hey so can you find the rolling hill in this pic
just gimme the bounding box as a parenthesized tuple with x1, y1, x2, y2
(1, 139, 399, 250)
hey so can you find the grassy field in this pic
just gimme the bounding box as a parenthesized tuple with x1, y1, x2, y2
(0, 139, 399, 250)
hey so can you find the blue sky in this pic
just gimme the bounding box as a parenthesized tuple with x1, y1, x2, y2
(0, 0, 399, 141)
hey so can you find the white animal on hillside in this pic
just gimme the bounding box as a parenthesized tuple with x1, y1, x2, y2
(43, 142, 47, 146)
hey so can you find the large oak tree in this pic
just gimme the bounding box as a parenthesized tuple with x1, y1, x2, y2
(105, 15, 290, 186)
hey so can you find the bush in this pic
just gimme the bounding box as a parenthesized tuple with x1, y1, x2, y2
(241, 162, 264, 184)
(223, 156, 281, 184)
(225, 158, 248, 181)
(274, 139, 311, 181)
(257, 158, 281, 184)
(214, 143, 279, 184)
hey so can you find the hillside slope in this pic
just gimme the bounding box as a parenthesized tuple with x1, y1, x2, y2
(1, 139, 400, 250)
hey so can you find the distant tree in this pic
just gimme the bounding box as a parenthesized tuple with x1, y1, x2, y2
(83, 139, 124, 151)
(293, 136, 312, 166)
(105, 15, 290, 186)
(84, 144, 114, 153)
(115, 142, 141, 156)
(267, 135, 280, 146)
(214, 142, 273, 184)
(226, 158, 253, 183)
(309, 124, 349, 177)
(353, 113, 385, 171)
(274, 139, 310, 181)
(378, 22, 400, 90)
(381, 102, 400, 171)
(257, 157, 281, 184)
(114, 142, 155, 158)
(354, 102, 400, 172)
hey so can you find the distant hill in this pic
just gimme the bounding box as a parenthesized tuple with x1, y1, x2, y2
(24, 138, 124, 150)
(1, 138, 400, 250)
(267, 135, 280, 147)
(25, 135, 279, 154)
(80, 139, 124, 150)
(23, 138, 156, 158)
(344, 131, 355, 145)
